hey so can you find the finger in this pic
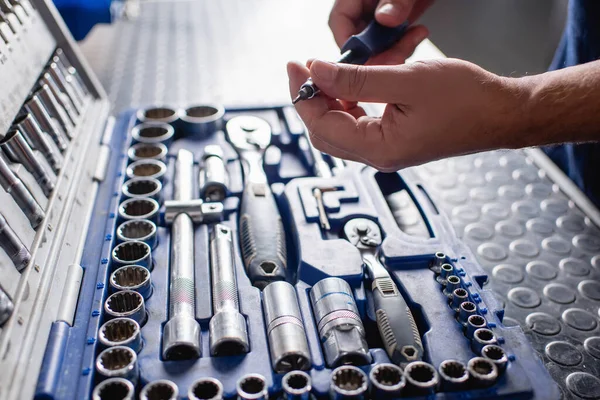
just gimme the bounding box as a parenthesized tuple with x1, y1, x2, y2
(367, 25, 429, 65)
(288, 61, 384, 156)
(309, 60, 405, 102)
(375, 0, 417, 27)
(309, 134, 365, 164)
(328, 0, 370, 48)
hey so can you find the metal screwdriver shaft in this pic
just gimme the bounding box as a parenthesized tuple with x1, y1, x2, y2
(293, 20, 409, 104)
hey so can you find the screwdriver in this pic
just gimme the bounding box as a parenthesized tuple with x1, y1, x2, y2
(293, 20, 408, 104)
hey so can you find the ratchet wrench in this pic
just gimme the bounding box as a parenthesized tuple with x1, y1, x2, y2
(344, 218, 423, 365)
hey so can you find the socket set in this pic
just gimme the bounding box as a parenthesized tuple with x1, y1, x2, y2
(0, 1, 564, 399)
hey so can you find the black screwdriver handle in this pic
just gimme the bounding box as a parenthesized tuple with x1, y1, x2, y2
(239, 181, 287, 289)
(372, 276, 424, 365)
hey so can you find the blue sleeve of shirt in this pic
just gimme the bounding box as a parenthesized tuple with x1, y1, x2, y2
(53, 0, 112, 41)
(544, 0, 600, 207)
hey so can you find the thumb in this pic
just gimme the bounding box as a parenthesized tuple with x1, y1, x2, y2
(375, 0, 417, 27)
(309, 60, 404, 103)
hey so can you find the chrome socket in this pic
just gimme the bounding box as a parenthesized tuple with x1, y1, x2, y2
(199, 145, 228, 202)
(369, 363, 405, 399)
(40, 72, 78, 126)
(466, 314, 487, 339)
(188, 377, 223, 400)
(438, 359, 469, 391)
(98, 317, 142, 353)
(122, 177, 162, 200)
(330, 365, 368, 400)
(310, 278, 371, 368)
(2, 128, 56, 196)
(95, 346, 138, 384)
(430, 251, 446, 274)
(458, 301, 477, 324)
(116, 219, 157, 249)
(110, 265, 152, 299)
(92, 377, 134, 400)
(0, 212, 31, 271)
(472, 328, 497, 355)
(36, 83, 75, 138)
(0, 285, 14, 326)
(438, 263, 454, 283)
(482, 344, 508, 374)
(137, 106, 179, 124)
(140, 380, 179, 400)
(25, 95, 69, 152)
(126, 159, 167, 182)
(104, 290, 147, 325)
(443, 275, 461, 297)
(112, 240, 152, 270)
(15, 113, 63, 173)
(0, 152, 45, 228)
(118, 198, 159, 224)
(403, 361, 439, 396)
(467, 357, 499, 388)
(450, 288, 469, 310)
(236, 373, 268, 400)
(132, 122, 174, 145)
(263, 281, 311, 373)
(282, 370, 312, 400)
(208, 225, 249, 356)
(128, 143, 168, 162)
(180, 104, 224, 138)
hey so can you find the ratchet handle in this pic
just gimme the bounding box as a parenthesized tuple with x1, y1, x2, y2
(239, 181, 287, 288)
(372, 277, 424, 365)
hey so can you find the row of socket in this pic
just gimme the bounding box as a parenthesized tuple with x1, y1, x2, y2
(0, 0, 34, 48)
(432, 252, 510, 387)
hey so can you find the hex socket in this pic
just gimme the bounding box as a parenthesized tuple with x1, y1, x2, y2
(25, 95, 69, 152)
(116, 219, 157, 249)
(330, 365, 368, 400)
(137, 106, 179, 124)
(128, 143, 168, 162)
(188, 377, 223, 400)
(15, 113, 63, 173)
(369, 363, 404, 399)
(180, 104, 224, 138)
(126, 159, 166, 181)
(439, 263, 454, 281)
(263, 281, 311, 372)
(132, 122, 174, 145)
(472, 328, 497, 355)
(458, 301, 477, 324)
(2, 129, 56, 196)
(112, 240, 152, 270)
(482, 344, 508, 373)
(438, 359, 469, 391)
(95, 346, 139, 384)
(0, 212, 31, 271)
(443, 275, 461, 297)
(310, 278, 371, 368)
(92, 378, 134, 400)
(430, 251, 446, 273)
(122, 177, 162, 200)
(199, 145, 228, 202)
(282, 370, 312, 400)
(403, 361, 439, 396)
(104, 290, 146, 325)
(466, 314, 487, 339)
(236, 373, 268, 400)
(98, 317, 142, 353)
(118, 198, 160, 224)
(110, 265, 152, 299)
(467, 357, 499, 387)
(140, 380, 179, 400)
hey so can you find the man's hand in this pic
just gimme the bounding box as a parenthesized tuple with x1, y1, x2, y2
(288, 59, 528, 171)
(329, 0, 434, 65)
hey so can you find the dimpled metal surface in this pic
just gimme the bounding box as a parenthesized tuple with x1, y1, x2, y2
(80, 1, 600, 396)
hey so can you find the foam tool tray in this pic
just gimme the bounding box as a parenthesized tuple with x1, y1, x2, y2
(28, 103, 559, 400)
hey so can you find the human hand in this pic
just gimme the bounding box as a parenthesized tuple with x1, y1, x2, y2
(288, 58, 527, 171)
(329, 0, 434, 65)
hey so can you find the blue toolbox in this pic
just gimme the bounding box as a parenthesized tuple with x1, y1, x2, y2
(0, 1, 564, 399)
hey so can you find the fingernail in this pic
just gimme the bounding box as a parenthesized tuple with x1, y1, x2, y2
(376, 3, 400, 18)
(312, 60, 338, 82)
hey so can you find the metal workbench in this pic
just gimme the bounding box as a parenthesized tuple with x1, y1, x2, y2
(79, 1, 600, 398)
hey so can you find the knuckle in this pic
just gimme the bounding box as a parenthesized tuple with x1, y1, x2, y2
(345, 66, 368, 97)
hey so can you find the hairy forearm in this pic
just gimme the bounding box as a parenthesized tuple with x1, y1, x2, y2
(511, 60, 600, 147)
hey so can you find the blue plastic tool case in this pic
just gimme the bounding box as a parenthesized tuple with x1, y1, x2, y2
(0, 1, 561, 399)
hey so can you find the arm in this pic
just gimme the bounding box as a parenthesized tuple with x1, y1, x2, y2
(287, 58, 600, 172)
